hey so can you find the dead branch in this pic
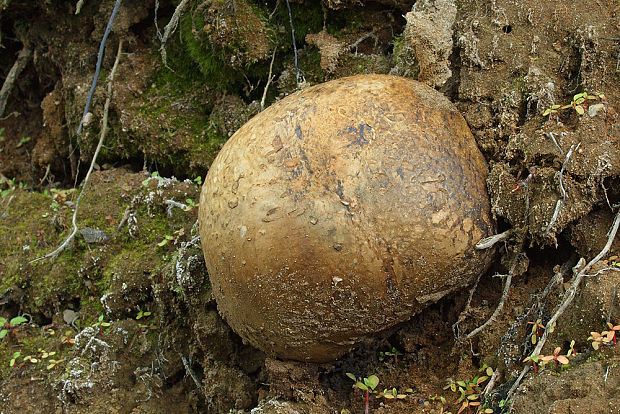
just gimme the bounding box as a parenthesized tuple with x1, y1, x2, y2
(506, 209, 620, 401)
(32, 40, 124, 263)
(0, 46, 32, 118)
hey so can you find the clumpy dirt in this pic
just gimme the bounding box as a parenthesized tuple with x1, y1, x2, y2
(0, 0, 619, 413)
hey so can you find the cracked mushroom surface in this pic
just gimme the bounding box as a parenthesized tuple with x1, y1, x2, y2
(199, 74, 495, 362)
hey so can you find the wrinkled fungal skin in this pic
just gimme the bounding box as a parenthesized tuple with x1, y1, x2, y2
(199, 74, 495, 362)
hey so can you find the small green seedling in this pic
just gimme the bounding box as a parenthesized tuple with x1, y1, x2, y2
(185, 198, 198, 211)
(377, 387, 408, 400)
(603, 322, 619, 344)
(142, 171, 161, 186)
(47, 358, 64, 370)
(543, 91, 605, 117)
(429, 394, 446, 404)
(93, 315, 111, 336)
(157, 228, 185, 247)
(16, 136, 31, 148)
(539, 346, 570, 366)
(589, 322, 619, 349)
(193, 176, 203, 186)
(528, 319, 545, 344)
(157, 234, 175, 247)
(9, 352, 21, 367)
(346, 373, 379, 414)
(61, 331, 75, 346)
(0, 315, 28, 339)
(136, 310, 152, 320)
(445, 369, 491, 414)
(523, 354, 542, 373)
(379, 347, 403, 364)
(23, 355, 39, 364)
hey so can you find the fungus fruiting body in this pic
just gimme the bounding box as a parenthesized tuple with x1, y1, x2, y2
(199, 74, 494, 362)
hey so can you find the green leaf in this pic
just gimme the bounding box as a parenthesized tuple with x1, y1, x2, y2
(457, 381, 467, 387)
(10, 316, 27, 325)
(0, 317, 7, 326)
(345, 373, 357, 381)
(0, 329, 7, 339)
(356, 382, 368, 391)
(575, 105, 585, 115)
(366, 375, 379, 390)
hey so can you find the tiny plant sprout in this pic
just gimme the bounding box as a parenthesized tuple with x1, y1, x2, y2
(588, 332, 605, 350)
(602, 322, 619, 344)
(377, 387, 407, 400)
(93, 315, 111, 336)
(47, 358, 64, 370)
(543, 91, 605, 117)
(157, 234, 174, 247)
(540, 347, 569, 366)
(136, 310, 152, 320)
(346, 373, 379, 414)
(9, 352, 21, 367)
(528, 319, 545, 344)
(185, 199, 198, 211)
(523, 354, 541, 373)
(0, 315, 28, 340)
(142, 171, 161, 186)
(379, 346, 403, 364)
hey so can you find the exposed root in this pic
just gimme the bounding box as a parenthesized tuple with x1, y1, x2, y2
(506, 209, 620, 401)
(453, 253, 522, 350)
(32, 40, 124, 262)
(0, 46, 32, 118)
(157, 0, 189, 69)
(544, 143, 579, 237)
(260, 49, 277, 111)
(475, 229, 512, 250)
(179, 353, 205, 398)
(76, 0, 123, 135)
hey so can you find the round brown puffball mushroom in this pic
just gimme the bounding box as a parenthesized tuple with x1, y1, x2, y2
(199, 74, 494, 362)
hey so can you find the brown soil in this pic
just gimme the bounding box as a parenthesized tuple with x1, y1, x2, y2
(0, 0, 618, 413)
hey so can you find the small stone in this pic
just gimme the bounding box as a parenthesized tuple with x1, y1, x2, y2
(80, 227, 108, 243)
(63, 309, 79, 325)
